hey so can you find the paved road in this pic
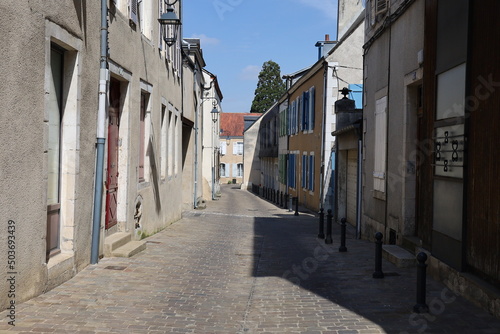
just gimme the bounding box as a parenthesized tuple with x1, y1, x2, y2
(1, 184, 500, 333)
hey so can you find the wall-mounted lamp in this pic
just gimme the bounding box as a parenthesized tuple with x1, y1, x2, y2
(158, 0, 181, 47)
(211, 103, 220, 123)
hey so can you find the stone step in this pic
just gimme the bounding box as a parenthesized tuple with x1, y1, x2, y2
(382, 245, 416, 268)
(103, 232, 131, 257)
(111, 240, 147, 258)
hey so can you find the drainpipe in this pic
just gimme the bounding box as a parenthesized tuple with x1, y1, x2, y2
(91, 0, 109, 264)
(192, 67, 199, 208)
(319, 61, 328, 210)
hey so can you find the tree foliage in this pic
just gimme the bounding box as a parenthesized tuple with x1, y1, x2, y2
(250, 60, 286, 113)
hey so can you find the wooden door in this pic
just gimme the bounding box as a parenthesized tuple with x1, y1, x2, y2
(105, 79, 121, 229)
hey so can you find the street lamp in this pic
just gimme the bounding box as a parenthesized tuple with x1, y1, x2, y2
(211, 103, 220, 200)
(158, 0, 181, 47)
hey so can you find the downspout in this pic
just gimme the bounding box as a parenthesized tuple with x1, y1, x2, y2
(91, 0, 109, 264)
(319, 61, 328, 210)
(193, 68, 199, 208)
(356, 123, 362, 239)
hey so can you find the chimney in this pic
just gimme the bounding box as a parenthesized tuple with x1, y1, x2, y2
(315, 34, 337, 60)
(325, 34, 330, 41)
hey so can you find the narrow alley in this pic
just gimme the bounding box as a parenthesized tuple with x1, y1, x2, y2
(1, 185, 500, 333)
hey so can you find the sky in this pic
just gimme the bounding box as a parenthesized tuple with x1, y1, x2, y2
(183, 0, 339, 113)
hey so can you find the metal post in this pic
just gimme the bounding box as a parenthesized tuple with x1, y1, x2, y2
(373, 232, 384, 278)
(294, 197, 299, 216)
(318, 208, 325, 239)
(413, 252, 429, 313)
(325, 209, 333, 244)
(285, 194, 289, 210)
(339, 217, 347, 252)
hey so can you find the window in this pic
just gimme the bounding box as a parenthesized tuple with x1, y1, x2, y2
(220, 163, 227, 177)
(139, 93, 147, 182)
(373, 96, 387, 193)
(233, 141, 243, 155)
(168, 106, 174, 177)
(220, 140, 227, 155)
(302, 154, 307, 188)
(160, 104, 167, 179)
(45, 22, 82, 261)
(174, 113, 179, 174)
(308, 87, 315, 131)
(129, 0, 138, 25)
(47, 45, 64, 258)
(234, 163, 243, 177)
(375, 0, 388, 15)
(288, 153, 297, 189)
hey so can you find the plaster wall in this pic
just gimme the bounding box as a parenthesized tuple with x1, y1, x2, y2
(362, 0, 424, 241)
(0, 0, 100, 309)
(107, 2, 184, 239)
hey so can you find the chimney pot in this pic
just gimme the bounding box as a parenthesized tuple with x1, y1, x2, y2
(325, 34, 330, 41)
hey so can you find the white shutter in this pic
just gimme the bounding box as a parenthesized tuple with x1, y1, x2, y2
(232, 164, 238, 177)
(220, 141, 226, 155)
(373, 96, 387, 192)
(129, 0, 138, 24)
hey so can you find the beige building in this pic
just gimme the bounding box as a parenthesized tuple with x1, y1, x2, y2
(219, 113, 256, 185)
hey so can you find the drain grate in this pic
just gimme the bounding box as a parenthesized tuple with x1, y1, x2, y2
(104, 265, 127, 271)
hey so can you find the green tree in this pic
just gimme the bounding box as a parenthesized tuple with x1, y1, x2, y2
(250, 60, 286, 113)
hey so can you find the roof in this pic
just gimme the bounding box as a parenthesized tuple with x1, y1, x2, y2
(220, 113, 259, 137)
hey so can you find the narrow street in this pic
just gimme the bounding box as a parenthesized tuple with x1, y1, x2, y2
(2, 185, 500, 333)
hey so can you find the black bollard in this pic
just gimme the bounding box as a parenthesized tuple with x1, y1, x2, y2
(339, 217, 347, 252)
(318, 208, 325, 239)
(294, 197, 299, 216)
(280, 192, 284, 207)
(373, 232, 384, 278)
(284, 194, 289, 209)
(413, 252, 429, 313)
(325, 209, 333, 244)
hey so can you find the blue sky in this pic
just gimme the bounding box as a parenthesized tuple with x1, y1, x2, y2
(183, 0, 339, 113)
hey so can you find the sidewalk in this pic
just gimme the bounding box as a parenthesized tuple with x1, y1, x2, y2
(1, 185, 499, 333)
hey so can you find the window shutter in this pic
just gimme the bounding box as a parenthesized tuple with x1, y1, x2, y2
(220, 142, 226, 155)
(373, 96, 387, 192)
(375, 0, 388, 15)
(232, 164, 238, 177)
(309, 155, 314, 191)
(301, 155, 306, 188)
(129, 0, 138, 24)
(309, 87, 315, 130)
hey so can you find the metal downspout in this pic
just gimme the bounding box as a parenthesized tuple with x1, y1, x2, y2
(91, 0, 109, 264)
(319, 61, 328, 210)
(193, 68, 199, 208)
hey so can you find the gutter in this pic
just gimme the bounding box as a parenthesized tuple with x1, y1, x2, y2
(91, 0, 109, 264)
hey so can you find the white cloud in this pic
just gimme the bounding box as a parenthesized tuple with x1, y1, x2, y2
(239, 65, 261, 81)
(295, 0, 338, 19)
(190, 34, 220, 46)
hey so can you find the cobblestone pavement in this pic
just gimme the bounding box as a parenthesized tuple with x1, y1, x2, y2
(2, 184, 500, 333)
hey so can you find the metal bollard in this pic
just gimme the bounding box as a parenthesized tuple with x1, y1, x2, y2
(280, 192, 284, 207)
(373, 232, 384, 278)
(318, 208, 325, 239)
(294, 197, 299, 216)
(339, 217, 347, 252)
(325, 209, 333, 244)
(413, 252, 429, 313)
(284, 194, 289, 210)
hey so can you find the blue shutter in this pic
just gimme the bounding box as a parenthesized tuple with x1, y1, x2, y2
(301, 92, 309, 131)
(310, 87, 315, 130)
(309, 155, 314, 191)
